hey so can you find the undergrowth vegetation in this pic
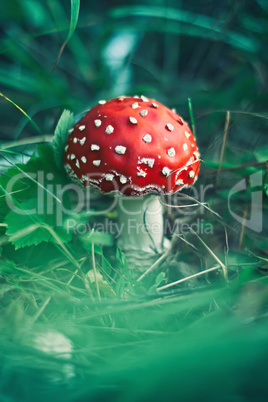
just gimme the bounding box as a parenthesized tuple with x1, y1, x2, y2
(0, 1, 267, 401)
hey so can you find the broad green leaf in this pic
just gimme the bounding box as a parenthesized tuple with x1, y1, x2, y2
(1, 145, 73, 249)
(52, 110, 74, 170)
(0, 145, 69, 215)
(3, 240, 69, 270)
(4, 199, 72, 249)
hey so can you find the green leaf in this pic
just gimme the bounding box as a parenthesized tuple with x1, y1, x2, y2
(1, 145, 72, 249)
(4, 199, 72, 250)
(52, 110, 74, 170)
(0, 145, 69, 217)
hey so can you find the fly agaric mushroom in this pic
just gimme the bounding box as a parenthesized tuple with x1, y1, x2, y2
(64, 96, 200, 270)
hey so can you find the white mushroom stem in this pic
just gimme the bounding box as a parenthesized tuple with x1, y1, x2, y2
(116, 195, 166, 270)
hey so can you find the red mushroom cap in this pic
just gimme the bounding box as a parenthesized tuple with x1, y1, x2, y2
(64, 96, 200, 196)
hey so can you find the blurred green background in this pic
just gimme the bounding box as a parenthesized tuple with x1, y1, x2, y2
(1, 0, 268, 146)
(0, 1, 268, 401)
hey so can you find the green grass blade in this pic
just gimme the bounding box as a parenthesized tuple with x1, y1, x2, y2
(188, 98, 196, 138)
(68, 0, 80, 42)
(0, 92, 41, 134)
(53, 0, 80, 69)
